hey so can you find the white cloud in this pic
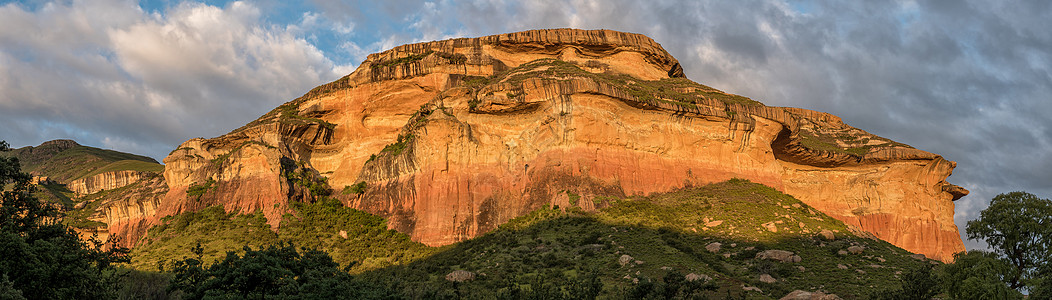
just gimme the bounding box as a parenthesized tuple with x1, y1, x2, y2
(0, 0, 342, 160)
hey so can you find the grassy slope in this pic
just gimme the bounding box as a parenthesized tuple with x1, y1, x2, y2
(353, 179, 930, 299)
(129, 200, 436, 272)
(129, 179, 931, 299)
(33, 182, 76, 207)
(2, 141, 162, 183)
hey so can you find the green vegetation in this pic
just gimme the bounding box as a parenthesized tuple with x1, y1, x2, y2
(210, 141, 275, 166)
(368, 133, 414, 163)
(169, 243, 362, 299)
(116, 269, 180, 300)
(596, 178, 850, 242)
(435, 51, 467, 64)
(283, 160, 332, 198)
(799, 131, 861, 155)
(797, 129, 912, 157)
(371, 51, 434, 69)
(32, 181, 74, 208)
(63, 180, 145, 229)
(343, 179, 933, 299)
(131, 199, 435, 273)
(566, 190, 581, 206)
(186, 179, 216, 201)
(130, 206, 279, 270)
(381, 133, 413, 156)
(965, 191, 1052, 296)
(463, 58, 762, 110)
(278, 198, 436, 272)
(870, 264, 940, 300)
(274, 103, 336, 130)
(169, 147, 194, 155)
(938, 251, 1021, 299)
(460, 75, 489, 88)
(231, 73, 350, 134)
(0, 141, 130, 299)
(343, 181, 367, 195)
(0, 140, 161, 183)
(120, 177, 1052, 299)
(80, 160, 163, 179)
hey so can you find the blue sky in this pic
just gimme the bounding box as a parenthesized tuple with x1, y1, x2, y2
(1, 0, 1051, 251)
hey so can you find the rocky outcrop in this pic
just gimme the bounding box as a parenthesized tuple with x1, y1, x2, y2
(134, 29, 966, 261)
(68, 170, 151, 195)
(780, 290, 843, 300)
(96, 175, 166, 247)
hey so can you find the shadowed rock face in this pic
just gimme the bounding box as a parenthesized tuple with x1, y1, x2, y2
(110, 29, 965, 261)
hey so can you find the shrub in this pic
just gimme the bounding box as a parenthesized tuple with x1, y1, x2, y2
(343, 181, 368, 195)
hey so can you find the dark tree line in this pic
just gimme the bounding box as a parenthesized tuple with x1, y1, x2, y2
(0, 141, 130, 299)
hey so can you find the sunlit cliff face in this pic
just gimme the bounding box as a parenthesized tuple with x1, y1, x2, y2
(96, 29, 965, 261)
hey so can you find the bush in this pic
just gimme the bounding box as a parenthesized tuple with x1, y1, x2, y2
(186, 179, 215, 200)
(343, 181, 367, 195)
(0, 141, 130, 299)
(870, 264, 938, 300)
(939, 250, 1022, 299)
(169, 243, 378, 299)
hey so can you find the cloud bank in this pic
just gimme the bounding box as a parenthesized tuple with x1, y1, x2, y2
(0, 0, 344, 158)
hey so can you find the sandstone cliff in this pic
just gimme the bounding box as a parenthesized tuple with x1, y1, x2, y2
(128, 29, 964, 261)
(68, 170, 152, 195)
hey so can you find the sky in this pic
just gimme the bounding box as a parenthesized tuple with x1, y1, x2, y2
(1, 0, 1049, 251)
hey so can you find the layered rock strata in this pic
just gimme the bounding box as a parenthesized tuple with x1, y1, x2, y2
(68, 170, 152, 195)
(118, 29, 964, 261)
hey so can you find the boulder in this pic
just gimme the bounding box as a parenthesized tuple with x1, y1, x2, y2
(445, 270, 475, 282)
(819, 230, 835, 240)
(756, 250, 802, 263)
(706, 242, 722, 253)
(780, 290, 843, 300)
(759, 274, 777, 283)
(762, 222, 779, 233)
(847, 246, 864, 254)
(619, 254, 634, 266)
(685, 273, 711, 282)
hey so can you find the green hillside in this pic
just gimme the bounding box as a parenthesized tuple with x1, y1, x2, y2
(1, 139, 162, 183)
(131, 179, 934, 299)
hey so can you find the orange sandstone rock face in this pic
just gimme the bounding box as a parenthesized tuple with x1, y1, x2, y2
(124, 29, 964, 261)
(68, 170, 151, 195)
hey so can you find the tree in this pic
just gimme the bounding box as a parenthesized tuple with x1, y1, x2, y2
(871, 264, 939, 300)
(0, 141, 130, 299)
(939, 250, 1022, 299)
(966, 191, 1052, 290)
(169, 242, 364, 299)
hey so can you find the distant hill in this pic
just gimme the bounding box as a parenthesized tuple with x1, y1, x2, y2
(1, 139, 162, 183)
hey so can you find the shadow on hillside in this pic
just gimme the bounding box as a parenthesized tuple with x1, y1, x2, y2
(348, 208, 933, 299)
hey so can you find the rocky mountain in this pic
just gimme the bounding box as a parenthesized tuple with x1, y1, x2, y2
(103, 29, 965, 262)
(1, 139, 162, 185)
